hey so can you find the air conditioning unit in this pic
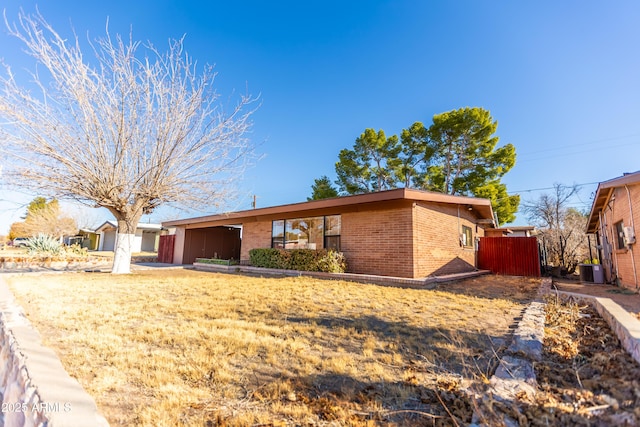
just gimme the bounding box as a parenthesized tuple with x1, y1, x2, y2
(623, 226, 636, 245)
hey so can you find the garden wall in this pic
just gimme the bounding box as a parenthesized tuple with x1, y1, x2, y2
(0, 278, 109, 427)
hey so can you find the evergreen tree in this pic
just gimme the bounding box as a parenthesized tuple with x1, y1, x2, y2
(330, 108, 518, 224)
(335, 128, 400, 194)
(308, 176, 339, 200)
(425, 107, 518, 224)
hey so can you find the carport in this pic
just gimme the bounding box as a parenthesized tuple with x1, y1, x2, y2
(181, 226, 241, 264)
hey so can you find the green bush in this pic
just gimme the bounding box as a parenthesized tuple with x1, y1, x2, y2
(249, 248, 346, 273)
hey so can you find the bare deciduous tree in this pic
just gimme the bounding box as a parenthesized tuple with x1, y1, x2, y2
(0, 11, 257, 273)
(523, 183, 589, 273)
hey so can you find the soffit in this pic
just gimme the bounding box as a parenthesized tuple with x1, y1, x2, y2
(586, 172, 640, 233)
(163, 188, 495, 228)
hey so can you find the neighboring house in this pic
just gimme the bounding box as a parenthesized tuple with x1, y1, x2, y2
(586, 171, 640, 289)
(162, 188, 496, 279)
(95, 220, 163, 253)
(74, 228, 101, 250)
(485, 226, 537, 238)
(507, 226, 537, 237)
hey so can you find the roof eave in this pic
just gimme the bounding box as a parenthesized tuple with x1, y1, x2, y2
(586, 186, 613, 233)
(162, 188, 495, 227)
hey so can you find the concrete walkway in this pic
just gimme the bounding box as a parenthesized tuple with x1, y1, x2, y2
(0, 277, 109, 427)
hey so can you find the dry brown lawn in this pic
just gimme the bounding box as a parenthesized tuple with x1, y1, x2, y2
(5, 270, 540, 426)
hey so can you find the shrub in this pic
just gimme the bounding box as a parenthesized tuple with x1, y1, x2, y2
(249, 248, 287, 269)
(317, 250, 347, 273)
(249, 248, 346, 273)
(26, 234, 63, 256)
(65, 243, 88, 257)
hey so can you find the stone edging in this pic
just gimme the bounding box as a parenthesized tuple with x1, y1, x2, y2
(0, 277, 109, 427)
(469, 277, 550, 426)
(489, 301, 545, 401)
(471, 278, 640, 426)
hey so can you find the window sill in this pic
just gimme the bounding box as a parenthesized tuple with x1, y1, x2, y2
(615, 248, 629, 254)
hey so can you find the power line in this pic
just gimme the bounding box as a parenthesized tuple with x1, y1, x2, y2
(508, 181, 600, 194)
(516, 141, 639, 164)
(517, 133, 639, 157)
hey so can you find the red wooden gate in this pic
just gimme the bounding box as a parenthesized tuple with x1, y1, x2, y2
(478, 237, 541, 277)
(157, 234, 176, 264)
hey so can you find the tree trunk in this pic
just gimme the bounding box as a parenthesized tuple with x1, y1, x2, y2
(111, 215, 141, 274)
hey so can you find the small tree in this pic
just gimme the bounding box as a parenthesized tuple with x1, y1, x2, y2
(307, 176, 339, 201)
(523, 183, 589, 273)
(0, 12, 256, 273)
(23, 196, 48, 219)
(9, 197, 77, 241)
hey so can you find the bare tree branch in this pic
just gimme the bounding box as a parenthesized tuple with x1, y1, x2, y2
(0, 11, 257, 273)
(523, 183, 589, 273)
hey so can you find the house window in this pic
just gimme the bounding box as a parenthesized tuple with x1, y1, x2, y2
(272, 220, 285, 249)
(324, 215, 341, 251)
(285, 217, 324, 249)
(461, 225, 473, 248)
(615, 221, 625, 250)
(271, 215, 342, 251)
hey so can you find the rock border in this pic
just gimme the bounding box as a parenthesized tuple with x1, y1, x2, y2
(472, 277, 640, 426)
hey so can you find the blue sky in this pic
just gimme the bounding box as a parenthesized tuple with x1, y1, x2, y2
(1, 1, 639, 233)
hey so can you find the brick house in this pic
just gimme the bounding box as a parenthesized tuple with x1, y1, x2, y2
(162, 188, 496, 278)
(586, 171, 640, 290)
(485, 225, 536, 238)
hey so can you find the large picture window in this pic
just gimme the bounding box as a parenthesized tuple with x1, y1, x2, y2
(272, 215, 341, 251)
(285, 217, 323, 249)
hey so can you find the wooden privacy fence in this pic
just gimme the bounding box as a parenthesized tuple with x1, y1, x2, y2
(158, 234, 175, 264)
(477, 237, 541, 277)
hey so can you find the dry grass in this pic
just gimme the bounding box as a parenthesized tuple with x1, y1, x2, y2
(6, 270, 539, 426)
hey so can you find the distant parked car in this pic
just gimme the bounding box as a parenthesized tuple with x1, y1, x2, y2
(12, 237, 29, 247)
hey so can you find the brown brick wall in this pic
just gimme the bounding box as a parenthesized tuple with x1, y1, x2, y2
(341, 206, 414, 277)
(603, 184, 640, 289)
(413, 202, 482, 277)
(238, 202, 487, 278)
(240, 221, 272, 261)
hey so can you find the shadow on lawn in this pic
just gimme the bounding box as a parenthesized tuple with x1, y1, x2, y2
(291, 372, 474, 426)
(434, 276, 542, 305)
(285, 314, 514, 373)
